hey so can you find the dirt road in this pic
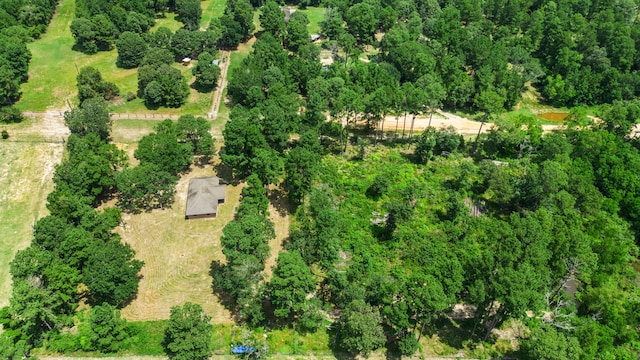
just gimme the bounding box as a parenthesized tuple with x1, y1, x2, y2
(209, 51, 231, 118)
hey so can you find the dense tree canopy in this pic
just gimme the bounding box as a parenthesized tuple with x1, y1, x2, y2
(116, 31, 147, 68)
(217, 0, 254, 49)
(138, 64, 189, 108)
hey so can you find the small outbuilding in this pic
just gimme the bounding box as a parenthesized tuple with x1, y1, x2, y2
(185, 177, 226, 219)
(182, 57, 192, 66)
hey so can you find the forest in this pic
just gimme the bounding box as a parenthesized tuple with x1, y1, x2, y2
(2, 0, 640, 359)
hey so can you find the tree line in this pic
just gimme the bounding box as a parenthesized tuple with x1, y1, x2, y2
(0, 94, 142, 359)
(315, 0, 640, 112)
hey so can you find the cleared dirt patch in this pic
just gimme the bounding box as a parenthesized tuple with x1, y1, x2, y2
(537, 112, 569, 122)
(0, 137, 63, 307)
(379, 110, 563, 136)
(118, 162, 239, 323)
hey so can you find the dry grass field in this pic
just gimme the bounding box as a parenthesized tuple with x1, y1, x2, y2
(0, 117, 65, 307)
(116, 153, 291, 323)
(117, 161, 238, 323)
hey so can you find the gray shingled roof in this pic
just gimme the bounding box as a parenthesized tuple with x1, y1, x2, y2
(186, 177, 226, 217)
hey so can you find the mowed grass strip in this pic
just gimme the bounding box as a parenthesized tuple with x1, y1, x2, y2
(299, 6, 325, 34)
(0, 138, 63, 307)
(201, 0, 227, 28)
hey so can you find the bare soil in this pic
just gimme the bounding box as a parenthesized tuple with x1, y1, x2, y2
(379, 110, 563, 136)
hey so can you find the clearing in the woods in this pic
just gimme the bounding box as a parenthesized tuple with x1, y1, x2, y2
(0, 116, 64, 308)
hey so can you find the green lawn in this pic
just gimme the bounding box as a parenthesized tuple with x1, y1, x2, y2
(201, 0, 227, 28)
(111, 61, 213, 116)
(299, 7, 325, 35)
(18, 0, 217, 114)
(150, 12, 183, 33)
(17, 0, 139, 111)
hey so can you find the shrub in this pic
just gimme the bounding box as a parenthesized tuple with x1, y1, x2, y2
(0, 106, 23, 123)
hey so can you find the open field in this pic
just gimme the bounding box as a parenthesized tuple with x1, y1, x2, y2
(299, 6, 325, 34)
(116, 152, 291, 323)
(0, 117, 65, 307)
(117, 160, 238, 323)
(17, 0, 215, 115)
(17, 0, 139, 111)
(112, 119, 163, 144)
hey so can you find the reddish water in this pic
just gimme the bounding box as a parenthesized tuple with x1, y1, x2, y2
(538, 112, 569, 122)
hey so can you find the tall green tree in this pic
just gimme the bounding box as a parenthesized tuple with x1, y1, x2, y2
(221, 107, 269, 177)
(259, 1, 285, 39)
(176, 114, 215, 158)
(63, 98, 113, 141)
(175, 0, 202, 30)
(163, 302, 212, 360)
(116, 31, 148, 68)
(519, 325, 582, 360)
(116, 164, 177, 213)
(191, 51, 220, 92)
(344, 3, 377, 44)
(335, 299, 386, 357)
(135, 125, 194, 175)
(218, 0, 255, 49)
(53, 133, 125, 203)
(81, 304, 130, 353)
(268, 251, 316, 321)
(285, 143, 321, 204)
(77, 66, 119, 102)
(83, 239, 144, 307)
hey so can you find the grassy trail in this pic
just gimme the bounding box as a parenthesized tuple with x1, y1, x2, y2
(17, 0, 78, 110)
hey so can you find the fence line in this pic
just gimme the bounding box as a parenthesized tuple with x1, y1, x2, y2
(22, 112, 215, 121)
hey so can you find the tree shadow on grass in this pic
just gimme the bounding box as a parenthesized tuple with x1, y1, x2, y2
(209, 260, 241, 321)
(213, 160, 240, 186)
(423, 315, 477, 350)
(190, 81, 214, 94)
(267, 186, 290, 217)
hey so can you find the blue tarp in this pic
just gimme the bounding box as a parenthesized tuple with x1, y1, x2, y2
(231, 345, 256, 354)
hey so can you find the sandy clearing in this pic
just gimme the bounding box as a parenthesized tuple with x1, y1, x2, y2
(379, 110, 564, 136)
(14, 111, 70, 141)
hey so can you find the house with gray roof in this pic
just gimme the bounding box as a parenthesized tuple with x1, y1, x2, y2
(185, 177, 226, 219)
